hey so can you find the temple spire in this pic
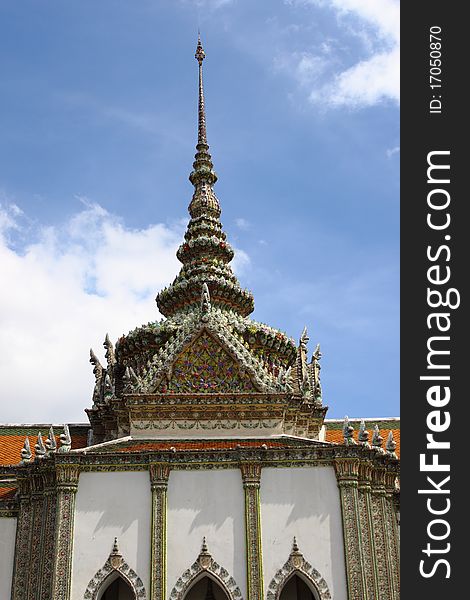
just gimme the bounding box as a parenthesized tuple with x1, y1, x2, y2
(156, 38, 254, 318)
(196, 33, 207, 146)
(189, 35, 217, 189)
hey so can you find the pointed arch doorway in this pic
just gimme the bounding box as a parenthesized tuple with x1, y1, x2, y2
(99, 574, 136, 600)
(279, 573, 320, 600)
(183, 575, 230, 600)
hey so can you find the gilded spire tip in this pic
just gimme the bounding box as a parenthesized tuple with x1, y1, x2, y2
(195, 34, 205, 65)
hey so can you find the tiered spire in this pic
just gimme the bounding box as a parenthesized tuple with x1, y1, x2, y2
(156, 37, 254, 318)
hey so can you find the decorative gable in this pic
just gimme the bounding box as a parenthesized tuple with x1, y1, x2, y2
(159, 331, 258, 394)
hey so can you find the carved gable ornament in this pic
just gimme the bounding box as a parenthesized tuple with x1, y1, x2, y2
(84, 538, 146, 600)
(160, 331, 258, 394)
(169, 538, 243, 600)
(267, 539, 332, 600)
(140, 321, 279, 395)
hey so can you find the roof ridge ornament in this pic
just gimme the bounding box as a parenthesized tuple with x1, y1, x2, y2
(20, 437, 32, 464)
(358, 419, 370, 446)
(90, 348, 103, 406)
(35, 432, 46, 459)
(371, 424, 386, 454)
(342, 416, 356, 445)
(58, 424, 72, 453)
(46, 426, 57, 455)
(386, 430, 398, 458)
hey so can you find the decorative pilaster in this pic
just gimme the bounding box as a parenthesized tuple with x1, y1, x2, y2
(370, 467, 392, 599)
(11, 476, 33, 600)
(240, 463, 263, 600)
(27, 473, 47, 600)
(357, 461, 379, 600)
(334, 458, 366, 600)
(149, 463, 171, 600)
(51, 464, 80, 600)
(40, 470, 58, 600)
(384, 471, 400, 599)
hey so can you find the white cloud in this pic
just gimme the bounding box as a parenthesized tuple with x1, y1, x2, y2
(235, 217, 251, 230)
(181, 0, 233, 8)
(0, 201, 249, 423)
(313, 45, 399, 107)
(386, 146, 400, 158)
(286, 0, 400, 107)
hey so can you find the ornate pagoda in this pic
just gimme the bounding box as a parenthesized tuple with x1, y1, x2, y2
(86, 36, 327, 444)
(0, 38, 400, 600)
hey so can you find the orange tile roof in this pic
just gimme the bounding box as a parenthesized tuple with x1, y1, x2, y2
(325, 428, 400, 458)
(113, 439, 288, 453)
(0, 422, 400, 464)
(0, 486, 17, 500)
(0, 431, 88, 467)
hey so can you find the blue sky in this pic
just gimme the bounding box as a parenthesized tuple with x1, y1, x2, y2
(0, 0, 399, 423)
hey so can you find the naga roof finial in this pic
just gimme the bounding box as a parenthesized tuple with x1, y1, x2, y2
(386, 430, 397, 458)
(35, 432, 46, 458)
(358, 419, 370, 444)
(343, 416, 356, 445)
(20, 437, 32, 464)
(58, 424, 72, 453)
(46, 426, 57, 454)
(371, 424, 386, 454)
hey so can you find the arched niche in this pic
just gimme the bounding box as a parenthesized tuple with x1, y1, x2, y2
(279, 573, 320, 600)
(184, 574, 230, 600)
(98, 573, 135, 600)
(169, 538, 243, 600)
(84, 538, 146, 600)
(267, 539, 331, 600)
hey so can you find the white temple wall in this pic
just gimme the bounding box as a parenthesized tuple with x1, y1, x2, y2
(167, 469, 247, 599)
(0, 517, 16, 600)
(71, 471, 151, 600)
(260, 466, 347, 600)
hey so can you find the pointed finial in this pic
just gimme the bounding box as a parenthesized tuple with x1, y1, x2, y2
(300, 326, 309, 348)
(290, 536, 303, 568)
(156, 35, 254, 317)
(46, 426, 57, 454)
(195, 33, 205, 65)
(343, 416, 356, 445)
(90, 347, 101, 368)
(20, 437, 32, 464)
(104, 334, 116, 368)
(195, 34, 209, 152)
(112, 537, 120, 555)
(371, 424, 384, 449)
(358, 420, 370, 444)
(87, 429, 94, 447)
(58, 424, 71, 453)
(386, 430, 397, 457)
(198, 536, 212, 568)
(35, 432, 46, 458)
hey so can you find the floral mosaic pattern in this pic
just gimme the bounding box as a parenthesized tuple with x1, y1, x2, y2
(163, 332, 257, 393)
